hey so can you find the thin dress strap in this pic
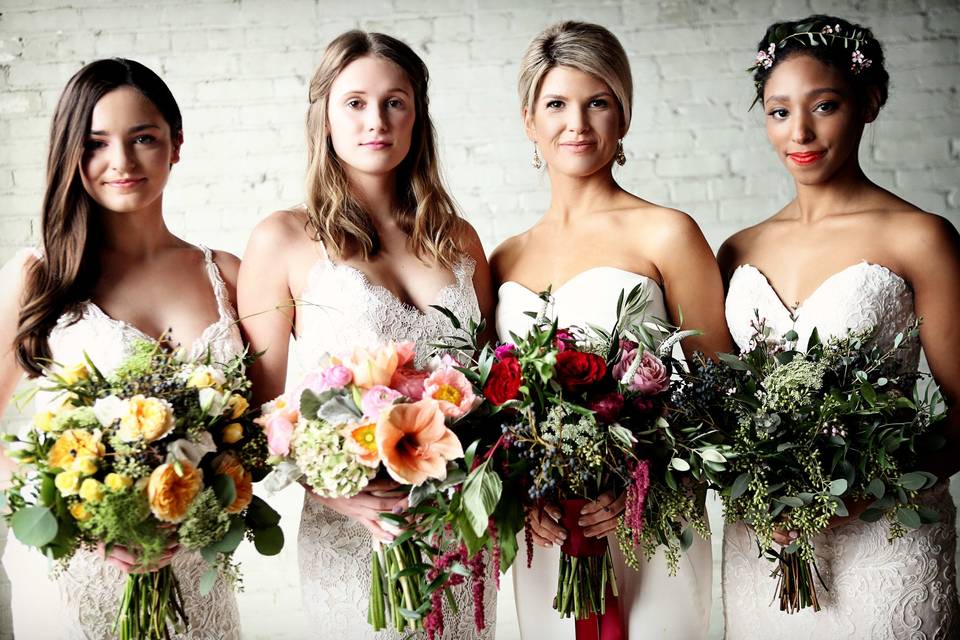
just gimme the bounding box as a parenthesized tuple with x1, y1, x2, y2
(199, 246, 236, 323)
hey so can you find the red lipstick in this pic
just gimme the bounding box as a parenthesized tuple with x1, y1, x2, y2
(787, 151, 825, 165)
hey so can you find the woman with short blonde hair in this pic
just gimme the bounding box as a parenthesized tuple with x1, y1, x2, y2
(493, 20, 727, 639)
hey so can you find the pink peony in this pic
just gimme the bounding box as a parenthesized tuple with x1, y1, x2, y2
(390, 366, 428, 400)
(395, 341, 416, 367)
(614, 347, 670, 395)
(587, 392, 625, 423)
(264, 410, 296, 456)
(494, 343, 516, 361)
(323, 365, 353, 389)
(361, 385, 403, 420)
(423, 366, 476, 419)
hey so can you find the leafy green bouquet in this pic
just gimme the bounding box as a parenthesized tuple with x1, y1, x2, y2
(716, 316, 945, 612)
(2, 341, 282, 639)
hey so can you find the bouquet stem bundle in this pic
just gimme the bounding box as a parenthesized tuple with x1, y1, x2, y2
(553, 499, 622, 636)
(369, 539, 429, 632)
(114, 566, 187, 640)
(771, 549, 824, 613)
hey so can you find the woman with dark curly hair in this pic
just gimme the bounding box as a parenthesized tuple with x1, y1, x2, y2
(719, 15, 960, 638)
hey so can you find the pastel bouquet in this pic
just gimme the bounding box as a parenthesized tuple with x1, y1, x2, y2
(259, 339, 502, 636)
(1, 340, 282, 640)
(473, 285, 728, 632)
(715, 316, 945, 612)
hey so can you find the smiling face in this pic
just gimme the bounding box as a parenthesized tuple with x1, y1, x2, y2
(763, 54, 870, 185)
(524, 65, 623, 178)
(79, 86, 181, 215)
(327, 55, 416, 179)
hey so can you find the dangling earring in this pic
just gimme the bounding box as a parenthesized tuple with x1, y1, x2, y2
(532, 144, 543, 169)
(615, 139, 626, 166)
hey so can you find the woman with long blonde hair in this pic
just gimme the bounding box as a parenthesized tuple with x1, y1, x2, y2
(238, 30, 496, 638)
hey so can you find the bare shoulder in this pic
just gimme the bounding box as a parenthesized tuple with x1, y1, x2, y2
(248, 208, 311, 253)
(887, 209, 960, 258)
(489, 230, 529, 286)
(451, 218, 486, 263)
(0, 248, 39, 292)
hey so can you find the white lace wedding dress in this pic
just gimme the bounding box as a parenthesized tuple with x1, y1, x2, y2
(496, 267, 713, 639)
(293, 241, 496, 639)
(2, 246, 243, 640)
(723, 261, 959, 639)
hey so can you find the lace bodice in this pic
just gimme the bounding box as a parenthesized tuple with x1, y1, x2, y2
(294, 242, 480, 372)
(3, 246, 243, 640)
(294, 243, 494, 639)
(725, 262, 920, 364)
(722, 260, 958, 639)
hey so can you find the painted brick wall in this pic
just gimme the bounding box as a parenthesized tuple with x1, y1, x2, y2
(0, 1, 957, 638)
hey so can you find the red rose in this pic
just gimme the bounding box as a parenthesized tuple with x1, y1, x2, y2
(484, 357, 522, 406)
(555, 351, 607, 393)
(587, 392, 624, 423)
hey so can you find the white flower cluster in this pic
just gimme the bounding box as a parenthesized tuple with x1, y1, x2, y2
(292, 420, 376, 498)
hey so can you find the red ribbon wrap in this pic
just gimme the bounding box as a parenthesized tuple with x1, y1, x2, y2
(558, 499, 626, 640)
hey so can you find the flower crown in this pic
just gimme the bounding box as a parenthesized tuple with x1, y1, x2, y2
(749, 21, 875, 75)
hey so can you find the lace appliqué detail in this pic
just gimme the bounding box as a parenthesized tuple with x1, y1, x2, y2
(723, 261, 959, 637)
(5, 246, 244, 639)
(294, 248, 494, 639)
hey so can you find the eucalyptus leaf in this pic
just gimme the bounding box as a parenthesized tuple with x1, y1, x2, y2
(866, 478, 885, 499)
(680, 526, 694, 551)
(208, 517, 246, 554)
(828, 478, 848, 496)
(896, 507, 921, 529)
(245, 495, 281, 528)
(777, 496, 804, 508)
(670, 458, 691, 472)
(730, 473, 751, 500)
(199, 568, 220, 596)
(11, 506, 58, 547)
(718, 353, 748, 371)
(899, 471, 935, 491)
(213, 474, 236, 510)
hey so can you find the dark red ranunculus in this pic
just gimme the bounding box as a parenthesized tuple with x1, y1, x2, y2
(484, 357, 522, 406)
(587, 392, 625, 423)
(555, 350, 606, 393)
(631, 397, 654, 415)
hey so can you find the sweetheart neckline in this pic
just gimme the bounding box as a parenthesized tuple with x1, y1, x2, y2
(732, 261, 910, 317)
(498, 266, 663, 298)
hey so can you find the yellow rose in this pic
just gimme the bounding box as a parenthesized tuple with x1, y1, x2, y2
(73, 455, 99, 476)
(69, 501, 91, 522)
(212, 453, 253, 514)
(227, 395, 249, 419)
(118, 396, 175, 443)
(33, 410, 56, 433)
(55, 470, 82, 496)
(147, 461, 202, 523)
(222, 422, 244, 444)
(47, 430, 105, 471)
(187, 366, 225, 390)
(79, 478, 105, 503)
(105, 473, 134, 491)
(59, 363, 89, 386)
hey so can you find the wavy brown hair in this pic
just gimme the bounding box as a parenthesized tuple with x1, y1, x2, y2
(304, 30, 461, 268)
(15, 58, 182, 376)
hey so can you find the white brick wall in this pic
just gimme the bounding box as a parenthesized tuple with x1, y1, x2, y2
(0, 1, 957, 638)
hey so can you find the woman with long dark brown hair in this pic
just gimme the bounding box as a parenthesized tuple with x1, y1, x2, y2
(238, 30, 497, 638)
(0, 58, 243, 638)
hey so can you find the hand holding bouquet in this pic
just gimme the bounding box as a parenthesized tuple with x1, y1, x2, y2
(1, 341, 282, 639)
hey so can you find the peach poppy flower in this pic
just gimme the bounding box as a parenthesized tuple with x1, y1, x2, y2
(375, 400, 463, 486)
(342, 421, 380, 467)
(423, 367, 476, 419)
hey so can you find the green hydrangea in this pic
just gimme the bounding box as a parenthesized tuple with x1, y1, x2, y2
(179, 488, 230, 550)
(294, 420, 375, 498)
(762, 358, 826, 415)
(52, 406, 99, 432)
(109, 340, 158, 384)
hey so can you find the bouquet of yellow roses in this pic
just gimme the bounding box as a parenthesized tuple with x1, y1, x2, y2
(1, 340, 282, 640)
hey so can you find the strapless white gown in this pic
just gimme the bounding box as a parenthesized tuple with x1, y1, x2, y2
(722, 261, 959, 639)
(2, 246, 243, 639)
(293, 242, 497, 639)
(496, 267, 713, 640)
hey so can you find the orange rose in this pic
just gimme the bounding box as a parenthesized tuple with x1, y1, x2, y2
(212, 453, 253, 514)
(375, 399, 463, 486)
(147, 461, 203, 523)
